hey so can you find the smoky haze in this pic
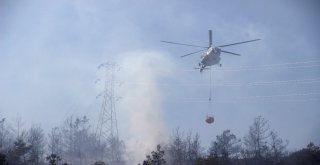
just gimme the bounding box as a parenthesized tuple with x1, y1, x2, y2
(0, 0, 320, 164)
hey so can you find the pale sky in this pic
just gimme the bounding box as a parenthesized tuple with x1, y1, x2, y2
(0, 0, 319, 152)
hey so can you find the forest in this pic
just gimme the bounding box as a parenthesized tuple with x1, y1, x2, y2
(0, 115, 319, 165)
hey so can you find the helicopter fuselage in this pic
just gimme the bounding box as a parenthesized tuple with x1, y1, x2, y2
(199, 47, 221, 72)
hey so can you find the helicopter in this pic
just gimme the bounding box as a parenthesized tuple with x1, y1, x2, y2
(161, 30, 260, 72)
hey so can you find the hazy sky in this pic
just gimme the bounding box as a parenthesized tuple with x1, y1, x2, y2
(0, 0, 319, 156)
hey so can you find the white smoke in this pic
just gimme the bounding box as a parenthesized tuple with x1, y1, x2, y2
(117, 50, 173, 164)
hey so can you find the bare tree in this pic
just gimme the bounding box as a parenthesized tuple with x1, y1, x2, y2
(61, 116, 91, 164)
(243, 116, 271, 163)
(7, 132, 31, 165)
(266, 131, 288, 164)
(48, 127, 63, 156)
(209, 129, 241, 164)
(61, 115, 77, 164)
(6, 117, 30, 165)
(167, 128, 187, 165)
(107, 136, 125, 162)
(166, 128, 203, 165)
(0, 117, 14, 154)
(61, 115, 106, 165)
(0, 118, 6, 150)
(186, 132, 202, 163)
(27, 124, 46, 165)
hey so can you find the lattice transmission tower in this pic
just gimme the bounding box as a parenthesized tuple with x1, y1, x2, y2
(96, 62, 121, 161)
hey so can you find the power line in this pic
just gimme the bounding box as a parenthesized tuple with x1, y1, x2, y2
(214, 64, 320, 71)
(123, 92, 320, 103)
(182, 93, 316, 102)
(166, 98, 320, 104)
(217, 60, 320, 69)
(124, 78, 320, 87)
(167, 92, 320, 100)
(179, 60, 320, 72)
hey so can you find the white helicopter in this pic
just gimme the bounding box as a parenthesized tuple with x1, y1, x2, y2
(161, 30, 260, 72)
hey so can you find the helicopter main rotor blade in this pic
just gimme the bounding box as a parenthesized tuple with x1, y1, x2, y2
(181, 49, 207, 58)
(161, 41, 208, 48)
(221, 50, 241, 56)
(217, 39, 260, 47)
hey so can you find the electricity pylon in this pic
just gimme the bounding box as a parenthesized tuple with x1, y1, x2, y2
(96, 62, 121, 162)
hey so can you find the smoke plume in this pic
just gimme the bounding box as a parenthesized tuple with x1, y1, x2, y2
(117, 50, 173, 164)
